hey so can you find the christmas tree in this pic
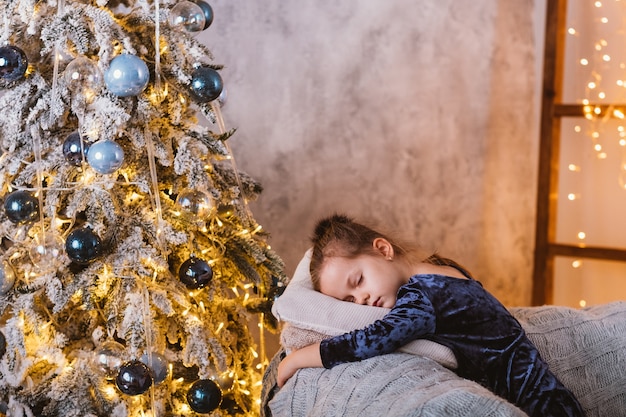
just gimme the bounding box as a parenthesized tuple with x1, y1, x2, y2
(0, 0, 286, 415)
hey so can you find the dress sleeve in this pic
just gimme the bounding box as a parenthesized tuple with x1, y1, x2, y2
(319, 284, 437, 368)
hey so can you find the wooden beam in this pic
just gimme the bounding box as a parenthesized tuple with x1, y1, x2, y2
(554, 104, 626, 118)
(548, 244, 626, 261)
(533, 0, 567, 306)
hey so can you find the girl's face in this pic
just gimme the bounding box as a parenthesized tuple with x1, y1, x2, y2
(318, 249, 409, 309)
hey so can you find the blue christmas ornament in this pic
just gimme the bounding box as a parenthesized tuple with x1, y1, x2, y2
(104, 54, 150, 97)
(0, 331, 5, 359)
(3, 190, 39, 224)
(178, 256, 213, 289)
(189, 67, 223, 103)
(195, 0, 214, 30)
(87, 140, 125, 174)
(187, 379, 222, 413)
(0, 45, 28, 82)
(63, 132, 89, 166)
(116, 360, 153, 396)
(65, 227, 102, 264)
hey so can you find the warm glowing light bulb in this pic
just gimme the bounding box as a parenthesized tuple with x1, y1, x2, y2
(594, 1, 602, 7)
(598, 92, 606, 99)
(568, 27, 577, 35)
(572, 260, 583, 268)
(567, 193, 577, 200)
(579, 300, 587, 308)
(602, 54, 610, 61)
(574, 125, 582, 132)
(580, 58, 588, 65)
(568, 164, 580, 172)
(588, 82, 597, 89)
(103, 385, 117, 399)
(577, 231, 586, 240)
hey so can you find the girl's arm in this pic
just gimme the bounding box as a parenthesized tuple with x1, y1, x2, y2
(320, 285, 435, 368)
(277, 343, 323, 387)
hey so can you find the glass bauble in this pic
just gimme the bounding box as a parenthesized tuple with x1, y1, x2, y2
(195, 0, 214, 30)
(178, 256, 213, 289)
(189, 66, 223, 102)
(140, 352, 169, 384)
(176, 189, 213, 218)
(63, 132, 89, 166)
(116, 360, 153, 395)
(87, 140, 125, 174)
(29, 231, 65, 271)
(169, 1, 206, 32)
(65, 227, 102, 264)
(0, 45, 28, 82)
(104, 54, 150, 97)
(187, 379, 222, 413)
(3, 190, 39, 224)
(93, 340, 125, 380)
(217, 86, 227, 107)
(0, 261, 16, 295)
(64, 57, 102, 93)
(207, 363, 234, 391)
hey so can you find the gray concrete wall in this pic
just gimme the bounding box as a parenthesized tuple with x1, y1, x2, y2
(199, 0, 544, 307)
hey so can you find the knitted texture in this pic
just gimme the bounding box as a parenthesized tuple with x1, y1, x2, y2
(511, 301, 626, 417)
(265, 351, 526, 417)
(265, 301, 626, 417)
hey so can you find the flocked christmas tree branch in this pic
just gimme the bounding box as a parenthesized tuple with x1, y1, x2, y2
(0, 0, 287, 415)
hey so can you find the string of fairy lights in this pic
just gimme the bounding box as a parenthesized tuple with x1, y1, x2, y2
(0, 0, 285, 413)
(559, 0, 626, 307)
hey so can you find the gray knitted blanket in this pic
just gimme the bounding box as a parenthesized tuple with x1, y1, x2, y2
(262, 301, 626, 417)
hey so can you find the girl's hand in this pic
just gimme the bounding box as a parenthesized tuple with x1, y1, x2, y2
(277, 343, 323, 387)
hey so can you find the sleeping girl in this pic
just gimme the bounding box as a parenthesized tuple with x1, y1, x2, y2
(277, 214, 583, 417)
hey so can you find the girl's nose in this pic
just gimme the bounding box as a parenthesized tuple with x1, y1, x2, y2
(356, 293, 369, 305)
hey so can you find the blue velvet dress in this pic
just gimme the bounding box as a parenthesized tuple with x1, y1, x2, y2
(319, 266, 584, 417)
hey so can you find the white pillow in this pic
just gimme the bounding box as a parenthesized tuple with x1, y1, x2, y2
(272, 249, 458, 369)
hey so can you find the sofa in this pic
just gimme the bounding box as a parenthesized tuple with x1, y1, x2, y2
(261, 250, 626, 417)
